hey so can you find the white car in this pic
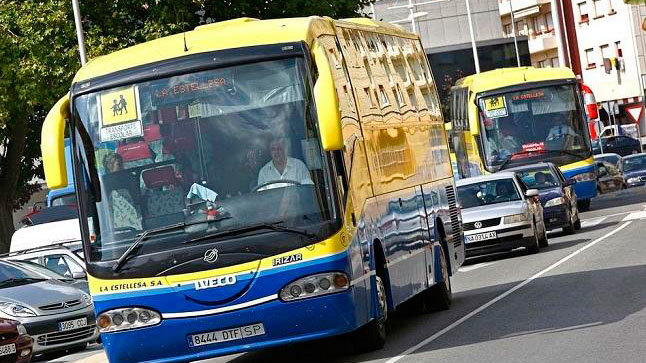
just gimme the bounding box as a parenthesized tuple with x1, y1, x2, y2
(456, 172, 547, 257)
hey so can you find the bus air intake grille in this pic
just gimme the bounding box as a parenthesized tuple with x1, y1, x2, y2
(445, 185, 462, 247)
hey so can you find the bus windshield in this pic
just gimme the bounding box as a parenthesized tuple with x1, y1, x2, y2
(478, 84, 591, 171)
(73, 57, 337, 263)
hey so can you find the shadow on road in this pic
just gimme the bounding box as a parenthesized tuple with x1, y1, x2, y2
(223, 264, 646, 363)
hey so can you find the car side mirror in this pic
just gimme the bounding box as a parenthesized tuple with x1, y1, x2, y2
(72, 271, 86, 279)
(564, 179, 576, 186)
(525, 189, 539, 198)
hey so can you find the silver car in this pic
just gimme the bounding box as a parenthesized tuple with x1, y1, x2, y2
(0, 260, 98, 355)
(456, 172, 548, 257)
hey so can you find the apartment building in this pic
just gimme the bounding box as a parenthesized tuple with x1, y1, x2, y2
(499, 0, 562, 68)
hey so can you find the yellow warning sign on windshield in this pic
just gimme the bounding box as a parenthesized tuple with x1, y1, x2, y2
(483, 96, 508, 118)
(100, 86, 139, 126)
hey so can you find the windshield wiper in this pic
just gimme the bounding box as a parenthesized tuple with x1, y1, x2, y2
(113, 222, 185, 272)
(186, 221, 316, 244)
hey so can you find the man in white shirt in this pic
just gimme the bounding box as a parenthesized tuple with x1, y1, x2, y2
(257, 137, 313, 189)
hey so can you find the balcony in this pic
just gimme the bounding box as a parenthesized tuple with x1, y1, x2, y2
(499, 0, 550, 17)
(528, 32, 557, 53)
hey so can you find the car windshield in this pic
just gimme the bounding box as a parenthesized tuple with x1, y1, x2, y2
(596, 155, 620, 166)
(479, 84, 591, 170)
(457, 178, 521, 208)
(51, 193, 77, 207)
(515, 168, 560, 190)
(11, 261, 70, 281)
(0, 261, 47, 288)
(73, 57, 337, 262)
(623, 155, 646, 172)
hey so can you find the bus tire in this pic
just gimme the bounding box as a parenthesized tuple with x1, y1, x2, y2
(426, 243, 452, 312)
(357, 275, 387, 352)
(577, 199, 590, 212)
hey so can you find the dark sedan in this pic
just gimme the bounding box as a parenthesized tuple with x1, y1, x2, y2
(0, 318, 32, 363)
(592, 136, 641, 156)
(509, 162, 581, 234)
(622, 153, 646, 188)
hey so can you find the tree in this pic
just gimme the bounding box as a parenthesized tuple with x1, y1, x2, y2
(0, 0, 374, 252)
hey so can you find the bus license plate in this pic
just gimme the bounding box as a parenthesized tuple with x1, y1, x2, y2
(0, 343, 16, 356)
(59, 317, 87, 332)
(189, 323, 265, 347)
(465, 231, 497, 243)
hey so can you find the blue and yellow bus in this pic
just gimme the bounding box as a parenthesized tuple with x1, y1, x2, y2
(447, 67, 597, 210)
(41, 17, 464, 362)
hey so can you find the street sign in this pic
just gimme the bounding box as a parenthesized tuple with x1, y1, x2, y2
(625, 104, 644, 124)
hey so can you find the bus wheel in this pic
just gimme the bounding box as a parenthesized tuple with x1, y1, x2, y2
(425, 243, 452, 311)
(577, 199, 590, 211)
(357, 275, 387, 352)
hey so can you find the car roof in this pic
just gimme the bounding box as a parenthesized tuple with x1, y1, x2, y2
(455, 172, 517, 186)
(623, 153, 646, 160)
(505, 162, 555, 172)
(595, 153, 621, 159)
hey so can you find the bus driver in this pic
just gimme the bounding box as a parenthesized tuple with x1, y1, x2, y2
(257, 136, 313, 189)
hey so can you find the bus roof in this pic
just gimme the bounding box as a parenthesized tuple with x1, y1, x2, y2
(73, 16, 414, 84)
(454, 67, 576, 94)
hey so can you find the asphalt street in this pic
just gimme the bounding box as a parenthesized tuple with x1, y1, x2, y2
(46, 187, 646, 363)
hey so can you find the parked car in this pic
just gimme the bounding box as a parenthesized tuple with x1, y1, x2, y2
(0, 318, 32, 363)
(591, 136, 641, 156)
(622, 153, 646, 188)
(0, 260, 98, 355)
(8, 260, 88, 294)
(594, 153, 622, 169)
(508, 162, 581, 234)
(456, 173, 547, 257)
(5, 244, 86, 285)
(596, 160, 626, 193)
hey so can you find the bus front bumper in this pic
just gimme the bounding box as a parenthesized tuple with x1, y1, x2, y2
(101, 291, 358, 363)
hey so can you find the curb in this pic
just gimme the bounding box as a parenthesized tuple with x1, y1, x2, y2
(75, 351, 108, 363)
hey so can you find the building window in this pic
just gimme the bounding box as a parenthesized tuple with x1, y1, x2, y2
(503, 23, 512, 37)
(515, 20, 526, 36)
(538, 60, 547, 68)
(546, 12, 554, 32)
(593, 0, 605, 18)
(378, 85, 390, 107)
(600, 44, 611, 59)
(615, 41, 623, 57)
(585, 48, 596, 68)
(578, 2, 589, 23)
(551, 57, 559, 67)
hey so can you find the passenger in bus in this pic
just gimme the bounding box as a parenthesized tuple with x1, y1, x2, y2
(257, 136, 313, 189)
(103, 153, 143, 231)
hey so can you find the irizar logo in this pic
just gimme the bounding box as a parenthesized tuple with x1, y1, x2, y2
(194, 274, 237, 291)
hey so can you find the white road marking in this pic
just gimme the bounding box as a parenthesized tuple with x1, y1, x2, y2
(458, 262, 497, 272)
(580, 216, 607, 228)
(384, 221, 633, 363)
(622, 211, 646, 221)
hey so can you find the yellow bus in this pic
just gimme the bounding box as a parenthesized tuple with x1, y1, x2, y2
(447, 67, 597, 210)
(41, 17, 464, 362)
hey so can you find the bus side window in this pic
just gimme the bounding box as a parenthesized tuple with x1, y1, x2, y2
(332, 150, 349, 207)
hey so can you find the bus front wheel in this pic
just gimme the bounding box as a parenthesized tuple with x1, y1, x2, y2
(356, 275, 387, 352)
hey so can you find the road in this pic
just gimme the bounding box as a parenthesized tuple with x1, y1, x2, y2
(49, 188, 646, 363)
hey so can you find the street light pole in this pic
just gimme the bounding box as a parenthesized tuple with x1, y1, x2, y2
(71, 0, 87, 65)
(509, 0, 521, 67)
(465, 0, 481, 73)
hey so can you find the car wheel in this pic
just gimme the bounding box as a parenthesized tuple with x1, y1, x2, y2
(574, 215, 582, 230)
(356, 275, 387, 352)
(526, 220, 541, 254)
(564, 210, 576, 235)
(539, 222, 549, 247)
(424, 243, 452, 312)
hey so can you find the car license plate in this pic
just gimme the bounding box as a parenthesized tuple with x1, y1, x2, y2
(465, 231, 497, 243)
(189, 323, 265, 347)
(0, 343, 16, 356)
(59, 317, 87, 332)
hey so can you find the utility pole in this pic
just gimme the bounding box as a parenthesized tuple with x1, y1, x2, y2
(509, 0, 521, 67)
(550, 0, 566, 67)
(71, 0, 87, 65)
(465, 0, 481, 73)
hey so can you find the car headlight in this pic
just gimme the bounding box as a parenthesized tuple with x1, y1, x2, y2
(573, 172, 596, 182)
(627, 177, 641, 184)
(504, 213, 528, 224)
(279, 272, 349, 302)
(16, 323, 28, 336)
(545, 197, 565, 207)
(83, 294, 93, 306)
(97, 307, 161, 333)
(0, 302, 37, 317)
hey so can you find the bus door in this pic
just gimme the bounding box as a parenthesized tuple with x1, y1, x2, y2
(450, 87, 471, 179)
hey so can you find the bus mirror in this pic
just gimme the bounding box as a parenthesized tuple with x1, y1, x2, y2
(312, 42, 343, 151)
(41, 94, 70, 189)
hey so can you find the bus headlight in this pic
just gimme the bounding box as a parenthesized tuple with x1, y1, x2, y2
(573, 172, 596, 182)
(279, 272, 349, 302)
(545, 197, 565, 207)
(97, 307, 161, 332)
(504, 213, 528, 224)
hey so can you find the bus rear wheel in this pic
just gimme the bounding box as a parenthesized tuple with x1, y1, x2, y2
(424, 243, 452, 312)
(356, 275, 387, 352)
